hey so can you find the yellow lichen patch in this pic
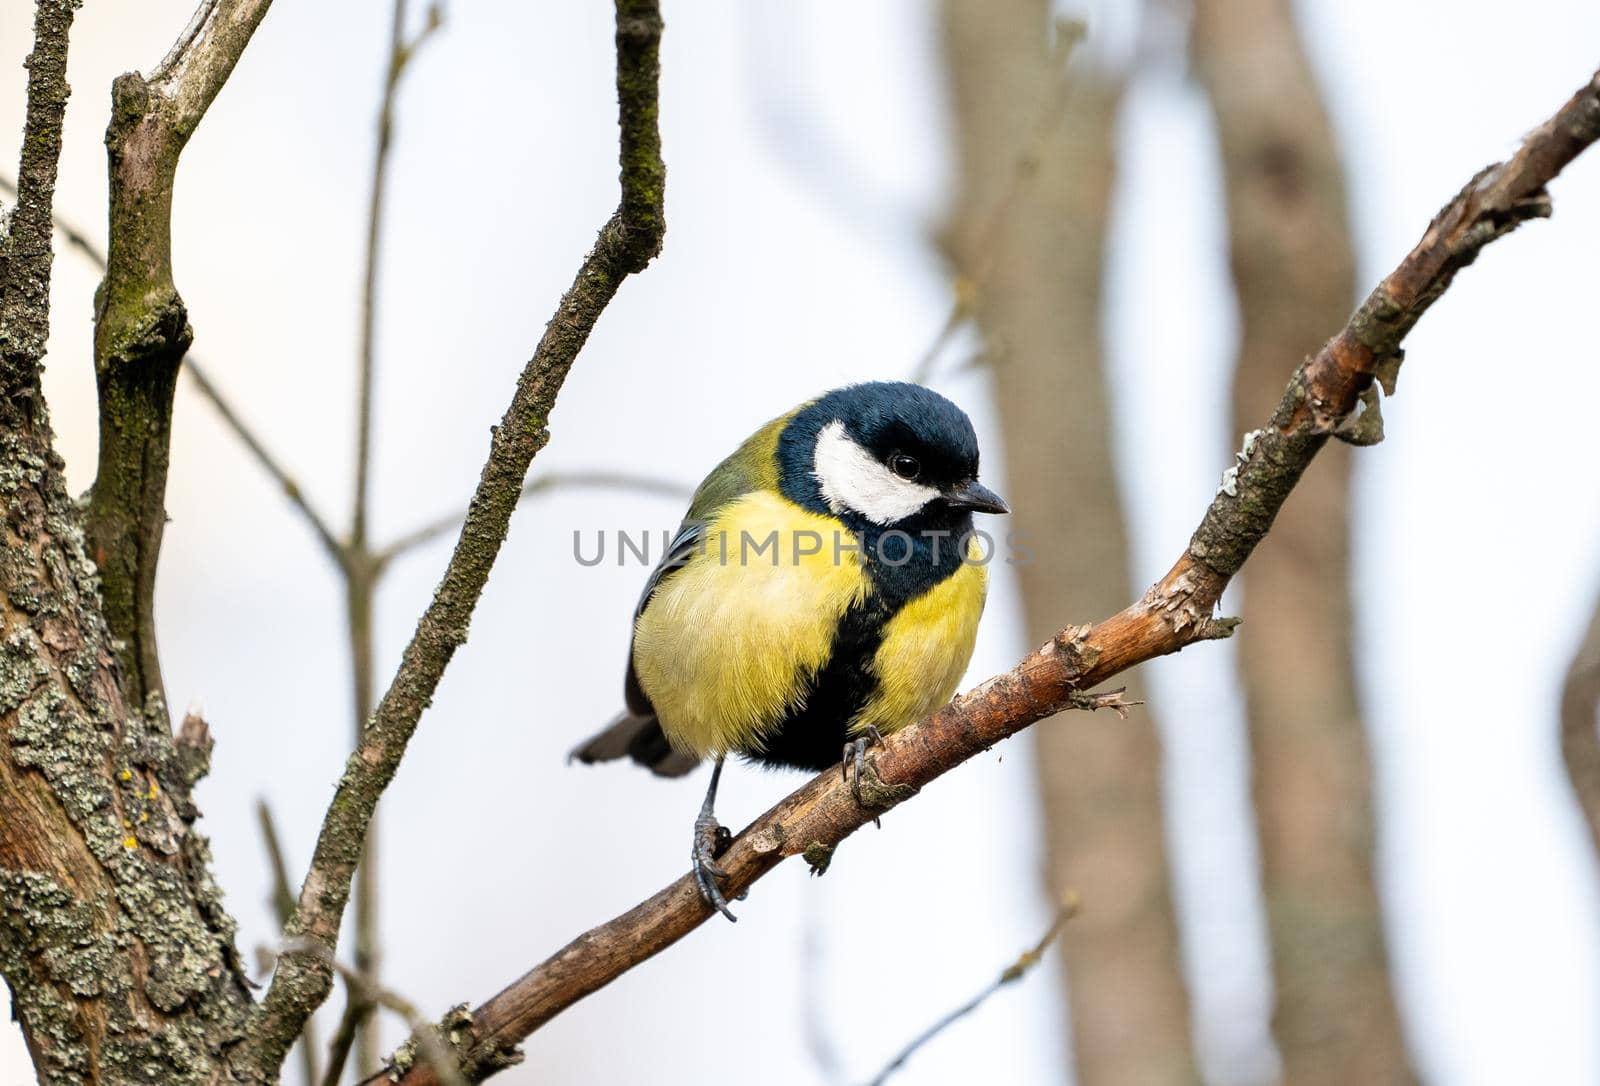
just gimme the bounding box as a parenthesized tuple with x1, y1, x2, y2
(122, 836, 138, 850)
(118, 768, 132, 781)
(146, 781, 158, 799)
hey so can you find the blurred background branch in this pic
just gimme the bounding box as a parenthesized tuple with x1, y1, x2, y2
(940, 4, 1200, 1082)
(864, 892, 1081, 1086)
(1189, 0, 1416, 1079)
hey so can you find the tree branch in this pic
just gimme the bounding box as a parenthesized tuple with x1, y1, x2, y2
(388, 66, 1600, 1086)
(940, 6, 1197, 1079)
(234, 0, 667, 1075)
(353, 0, 442, 553)
(864, 892, 1079, 1086)
(0, 5, 262, 1078)
(0, 0, 77, 401)
(86, 0, 277, 713)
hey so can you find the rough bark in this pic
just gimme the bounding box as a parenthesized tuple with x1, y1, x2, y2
(1190, 3, 1416, 1080)
(940, 6, 1199, 1083)
(0, 4, 259, 1082)
(389, 69, 1600, 1084)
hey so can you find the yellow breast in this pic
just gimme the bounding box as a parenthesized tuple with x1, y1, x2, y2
(631, 491, 870, 758)
(855, 535, 987, 737)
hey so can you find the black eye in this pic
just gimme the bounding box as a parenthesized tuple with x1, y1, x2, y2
(889, 453, 921, 481)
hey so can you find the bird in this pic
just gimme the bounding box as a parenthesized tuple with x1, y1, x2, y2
(571, 381, 1008, 919)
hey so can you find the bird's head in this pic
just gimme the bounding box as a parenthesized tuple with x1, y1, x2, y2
(778, 382, 1008, 531)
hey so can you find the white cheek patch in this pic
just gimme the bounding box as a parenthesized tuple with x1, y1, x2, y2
(812, 420, 940, 525)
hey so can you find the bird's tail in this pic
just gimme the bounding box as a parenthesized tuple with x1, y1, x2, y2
(570, 711, 699, 778)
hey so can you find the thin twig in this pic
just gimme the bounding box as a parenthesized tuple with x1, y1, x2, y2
(388, 67, 1600, 1086)
(321, 995, 363, 1086)
(864, 892, 1081, 1086)
(349, 2, 445, 1070)
(376, 470, 692, 566)
(352, 0, 442, 547)
(259, 800, 323, 1086)
(252, 940, 466, 1086)
(324, 961, 467, 1086)
(234, 1, 667, 1076)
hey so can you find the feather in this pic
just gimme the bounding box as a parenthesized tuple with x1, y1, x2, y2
(570, 710, 699, 778)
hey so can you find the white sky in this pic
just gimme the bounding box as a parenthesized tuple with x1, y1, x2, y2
(1, 1, 1598, 1084)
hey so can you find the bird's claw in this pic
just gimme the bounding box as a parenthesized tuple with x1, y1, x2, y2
(843, 725, 886, 827)
(692, 811, 736, 921)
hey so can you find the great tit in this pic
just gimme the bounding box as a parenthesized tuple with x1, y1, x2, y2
(572, 381, 1008, 918)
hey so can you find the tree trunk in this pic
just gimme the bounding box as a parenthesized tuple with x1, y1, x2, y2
(940, 6, 1200, 1083)
(1190, 1, 1416, 1081)
(0, 5, 257, 1082)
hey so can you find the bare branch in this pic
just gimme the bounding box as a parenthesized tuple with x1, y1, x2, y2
(149, 0, 275, 136)
(865, 892, 1080, 1086)
(1562, 584, 1600, 858)
(87, 0, 277, 711)
(354, 0, 443, 551)
(0, 0, 78, 396)
(376, 470, 692, 566)
(388, 67, 1600, 1086)
(234, 1, 668, 1075)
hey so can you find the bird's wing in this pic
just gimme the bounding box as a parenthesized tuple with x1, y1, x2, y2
(622, 410, 795, 716)
(623, 519, 704, 715)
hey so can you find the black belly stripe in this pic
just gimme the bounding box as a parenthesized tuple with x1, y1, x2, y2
(742, 514, 975, 773)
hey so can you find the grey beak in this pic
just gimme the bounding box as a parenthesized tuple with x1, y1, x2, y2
(944, 479, 1009, 515)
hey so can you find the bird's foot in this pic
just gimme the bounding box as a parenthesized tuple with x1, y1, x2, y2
(843, 725, 884, 817)
(692, 810, 736, 922)
(843, 726, 917, 825)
